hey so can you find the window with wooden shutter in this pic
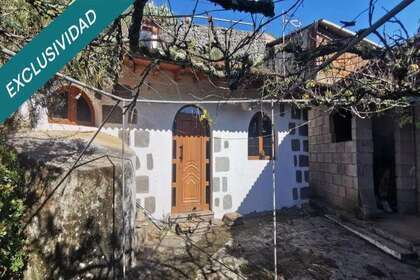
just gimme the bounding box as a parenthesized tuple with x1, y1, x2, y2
(48, 86, 95, 126)
(248, 112, 274, 160)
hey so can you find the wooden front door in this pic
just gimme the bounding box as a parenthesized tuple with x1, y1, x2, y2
(172, 106, 210, 214)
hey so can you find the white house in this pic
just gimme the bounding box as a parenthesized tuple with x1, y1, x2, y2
(30, 22, 310, 221)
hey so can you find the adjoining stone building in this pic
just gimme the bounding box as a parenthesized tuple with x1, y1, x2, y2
(309, 107, 420, 217)
(267, 19, 420, 217)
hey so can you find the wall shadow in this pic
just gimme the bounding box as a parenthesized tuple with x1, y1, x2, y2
(237, 134, 292, 215)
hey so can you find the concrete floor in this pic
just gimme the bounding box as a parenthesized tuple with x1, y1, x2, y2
(369, 214, 420, 245)
(129, 208, 420, 279)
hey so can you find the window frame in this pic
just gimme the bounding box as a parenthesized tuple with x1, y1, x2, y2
(48, 86, 95, 127)
(248, 112, 275, 160)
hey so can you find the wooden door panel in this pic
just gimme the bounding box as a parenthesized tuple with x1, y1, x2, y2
(182, 160, 201, 202)
(176, 135, 206, 212)
(173, 107, 210, 214)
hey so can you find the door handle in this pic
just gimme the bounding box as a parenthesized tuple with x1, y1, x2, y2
(179, 145, 183, 161)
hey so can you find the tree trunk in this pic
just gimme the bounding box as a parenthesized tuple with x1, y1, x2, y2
(129, 0, 149, 53)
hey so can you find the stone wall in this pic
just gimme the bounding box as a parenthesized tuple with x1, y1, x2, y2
(309, 107, 380, 215)
(309, 107, 359, 211)
(395, 120, 418, 214)
(289, 106, 310, 204)
(415, 106, 420, 215)
(355, 117, 377, 216)
(310, 107, 420, 216)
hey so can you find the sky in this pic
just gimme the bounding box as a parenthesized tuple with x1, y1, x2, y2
(152, 0, 420, 42)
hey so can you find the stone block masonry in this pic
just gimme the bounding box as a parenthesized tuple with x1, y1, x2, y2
(289, 106, 310, 202)
(213, 177, 221, 192)
(136, 176, 149, 193)
(309, 108, 420, 215)
(416, 106, 420, 215)
(215, 157, 230, 172)
(396, 112, 419, 214)
(212, 134, 232, 214)
(308, 107, 361, 211)
(144, 197, 156, 213)
(146, 153, 154, 170)
(214, 138, 222, 153)
(134, 130, 150, 148)
(223, 195, 232, 210)
(291, 139, 300, 151)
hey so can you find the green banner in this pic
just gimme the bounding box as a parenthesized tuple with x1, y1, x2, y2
(0, 0, 134, 123)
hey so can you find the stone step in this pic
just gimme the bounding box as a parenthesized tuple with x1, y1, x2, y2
(174, 220, 213, 231)
(169, 211, 214, 224)
(325, 214, 417, 262)
(175, 222, 218, 235)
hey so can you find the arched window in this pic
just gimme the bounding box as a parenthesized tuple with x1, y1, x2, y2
(76, 96, 93, 123)
(50, 93, 68, 119)
(248, 112, 273, 160)
(48, 86, 95, 126)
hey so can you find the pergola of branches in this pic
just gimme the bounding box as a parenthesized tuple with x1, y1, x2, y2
(0, 0, 419, 124)
(262, 31, 419, 118)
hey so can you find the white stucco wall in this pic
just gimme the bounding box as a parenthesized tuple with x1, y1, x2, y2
(33, 68, 309, 221)
(108, 102, 310, 220)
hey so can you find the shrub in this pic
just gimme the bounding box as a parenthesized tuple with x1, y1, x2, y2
(0, 139, 26, 279)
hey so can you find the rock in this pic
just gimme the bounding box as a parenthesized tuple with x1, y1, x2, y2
(222, 212, 243, 227)
(9, 131, 137, 279)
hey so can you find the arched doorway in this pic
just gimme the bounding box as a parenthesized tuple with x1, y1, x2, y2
(172, 105, 211, 214)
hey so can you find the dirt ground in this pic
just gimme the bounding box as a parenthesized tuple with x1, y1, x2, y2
(128, 208, 420, 280)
